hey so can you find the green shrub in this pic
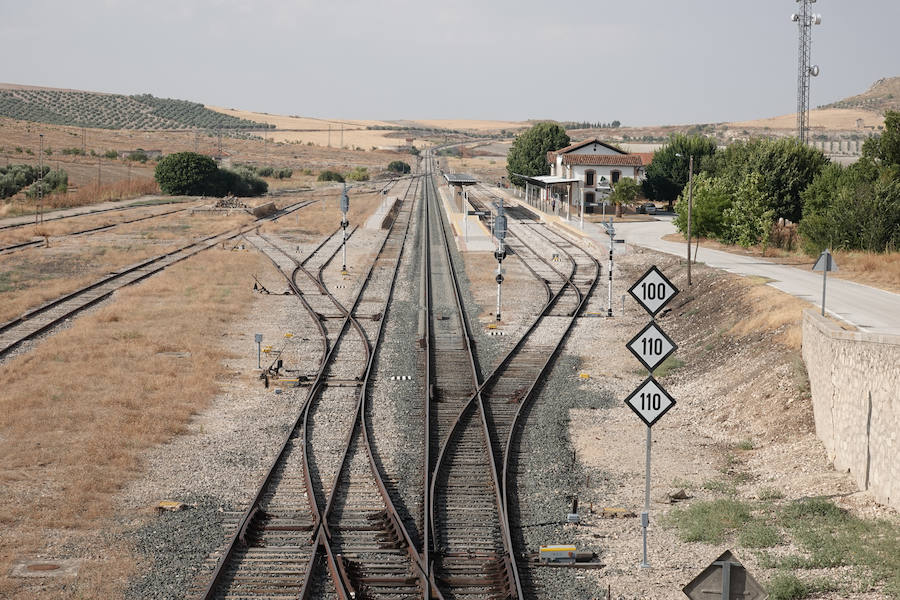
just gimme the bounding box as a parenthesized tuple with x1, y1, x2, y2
(738, 520, 781, 548)
(257, 166, 274, 177)
(214, 167, 267, 197)
(346, 167, 369, 181)
(665, 499, 751, 543)
(317, 170, 345, 183)
(126, 150, 149, 163)
(103, 149, 118, 159)
(0, 164, 47, 199)
(154, 152, 219, 195)
(275, 168, 292, 179)
(387, 160, 411, 174)
(767, 573, 810, 600)
(26, 169, 68, 198)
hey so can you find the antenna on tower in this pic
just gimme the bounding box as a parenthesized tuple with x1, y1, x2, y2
(792, 0, 823, 144)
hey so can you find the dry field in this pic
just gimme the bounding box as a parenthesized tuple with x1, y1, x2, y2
(0, 116, 420, 189)
(208, 107, 419, 149)
(0, 211, 251, 323)
(0, 248, 268, 599)
(728, 107, 885, 132)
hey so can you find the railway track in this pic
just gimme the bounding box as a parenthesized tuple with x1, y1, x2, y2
(421, 160, 520, 600)
(0, 204, 194, 255)
(200, 175, 426, 599)
(0, 199, 315, 360)
(195, 164, 601, 599)
(466, 185, 600, 595)
(0, 197, 191, 232)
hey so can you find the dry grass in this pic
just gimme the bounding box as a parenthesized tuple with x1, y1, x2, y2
(0, 178, 160, 219)
(729, 275, 814, 349)
(0, 248, 265, 599)
(728, 107, 885, 131)
(0, 212, 249, 323)
(828, 249, 900, 293)
(665, 234, 900, 295)
(261, 186, 391, 237)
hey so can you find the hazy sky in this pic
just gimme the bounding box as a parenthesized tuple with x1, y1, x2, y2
(1, 1, 897, 126)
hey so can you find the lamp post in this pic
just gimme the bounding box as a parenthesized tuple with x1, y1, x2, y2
(676, 153, 695, 285)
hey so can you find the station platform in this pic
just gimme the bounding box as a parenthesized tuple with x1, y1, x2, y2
(436, 180, 495, 252)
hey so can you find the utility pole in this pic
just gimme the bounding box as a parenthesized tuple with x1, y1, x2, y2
(97, 155, 102, 191)
(81, 127, 86, 155)
(687, 154, 694, 286)
(37, 134, 44, 224)
(340, 123, 344, 149)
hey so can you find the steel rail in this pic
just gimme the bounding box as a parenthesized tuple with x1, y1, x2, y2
(199, 220, 367, 600)
(0, 204, 191, 255)
(298, 175, 428, 598)
(0, 197, 191, 232)
(0, 199, 315, 360)
(422, 157, 523, 599)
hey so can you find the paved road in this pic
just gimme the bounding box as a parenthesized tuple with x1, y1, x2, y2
(602, 215, 900, 335)
(492, 186, 898, 335)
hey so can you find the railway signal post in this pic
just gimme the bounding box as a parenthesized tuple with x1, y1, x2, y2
(625, 266, 680, 568)
(494, 199, 507, 322)
(340, 184, 350, 274)
(603, 219, 616, 317)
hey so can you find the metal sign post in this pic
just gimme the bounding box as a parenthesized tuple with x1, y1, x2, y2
(812, 249, 838, 317)
(625, 265, 680, 568)
(340, 184, 350, 274)
(494, 200, 507, 322)
(603, 219, 615, 317)
(254, 333, 263, 369)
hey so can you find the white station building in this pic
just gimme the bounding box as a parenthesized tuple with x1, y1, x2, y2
(548, 138, 645, 211)
(518, 139, 647, 218)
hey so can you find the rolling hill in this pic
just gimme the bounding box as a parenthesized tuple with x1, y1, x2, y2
(0, 83, 272, 131)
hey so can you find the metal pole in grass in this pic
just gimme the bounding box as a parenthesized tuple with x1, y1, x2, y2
(38, 134, 44, 224)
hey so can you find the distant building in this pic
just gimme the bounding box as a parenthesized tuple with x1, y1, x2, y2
(547, 138, 645, 211)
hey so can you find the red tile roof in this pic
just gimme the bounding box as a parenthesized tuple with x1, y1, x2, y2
(561, 154, 643, 166)
(634, 152, 655, 166)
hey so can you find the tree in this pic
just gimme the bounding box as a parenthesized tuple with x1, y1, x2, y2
(673, 172, 732, 241)
(707, 137, 827, 223)
(799, 158, 899, 253)
(721, 172, 775, 249)
(642, 134, 717, 210)
(317, 170, 345, 183)
(387, 160, 411, 174)
(609, 177, 640, 217)
(155, 152, 218, 195)
(506, 122, 570, 187)
(862, 110, 900, 167)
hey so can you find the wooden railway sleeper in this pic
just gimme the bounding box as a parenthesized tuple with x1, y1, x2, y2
(367, 509, 406, 549)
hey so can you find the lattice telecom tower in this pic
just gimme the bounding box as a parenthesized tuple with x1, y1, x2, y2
(791, 0, 822, 144)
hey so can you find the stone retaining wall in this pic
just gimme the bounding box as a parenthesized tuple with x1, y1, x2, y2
(802, 310, 900, 509)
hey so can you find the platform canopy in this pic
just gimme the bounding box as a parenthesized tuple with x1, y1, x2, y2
(515, 174, 580, 188)
(444, 173, 478, 185)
